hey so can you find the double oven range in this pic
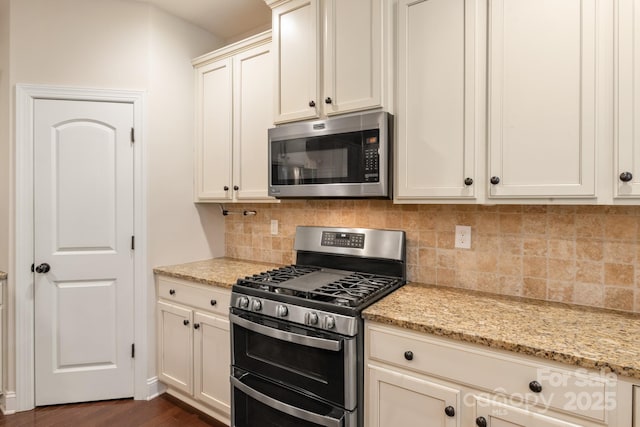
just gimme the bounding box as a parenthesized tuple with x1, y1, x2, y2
(230, 226, 406, 427)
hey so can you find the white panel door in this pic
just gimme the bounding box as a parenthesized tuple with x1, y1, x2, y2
(488, 0, 597, 198)
(616, 0, 640, 197)
(194, 311, 230, 413)
(396, 0, 479, 200)
(272, 0, 319, 123)
(367, 365, 460, 427)
(33, 99, 135, 405)
(323, 0, 382, 116)
(234, 43, 274, 201)
(195, 58, 233, 201)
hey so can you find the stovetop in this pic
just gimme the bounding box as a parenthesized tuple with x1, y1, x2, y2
(235, 264, 403, 309)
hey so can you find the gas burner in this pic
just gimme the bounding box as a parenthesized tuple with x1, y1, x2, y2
(239, 265, 320, 288)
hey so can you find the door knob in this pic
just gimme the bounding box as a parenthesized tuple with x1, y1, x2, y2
(35, 263, 51, 274)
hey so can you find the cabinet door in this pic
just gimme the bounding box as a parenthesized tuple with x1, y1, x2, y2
(488, 0, 597, 198)
(474, 397, 582, 427)
(193, 311, 230, 414)
(396, 0, 481, 200)
(616, 0, 640, 197)
(272, 0, 319, 123)
(367, 365, 460, 427)
(194, 58, 233, 201)
(157, 301, 193, 394)
(233, 43, 275, 201)
(323, 0, 383, 116)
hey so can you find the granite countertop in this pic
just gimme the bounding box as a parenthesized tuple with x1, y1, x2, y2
(0, 271, 5, 280)
(153, 257, 279, 289)
(363, 283, 640, 380)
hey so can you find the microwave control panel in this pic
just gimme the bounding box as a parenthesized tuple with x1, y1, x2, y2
(363, 135, 380, 182)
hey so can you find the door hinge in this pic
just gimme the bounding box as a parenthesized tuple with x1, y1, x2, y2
(130, 127, 135, 143)
(131, 235, 135, 250)
(131, 343, 135, 358)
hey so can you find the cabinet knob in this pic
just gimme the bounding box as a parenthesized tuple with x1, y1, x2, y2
(183, 319, 189, 326)
(223, 186, 229, 191)
(325, 97, 333, 104)
(476, 417, 487, 427)
(169, 289, 176, 295)
(529, 380, 543, 393)
(620, 171, 633, 182)
(404, 351, 414, 361)
(490, 176, 500, 185)
(464, 177, 473, 186)
(309, 100, 316, 107)
(234, 185, 239, 191)
(210, 299, 217, 306)
(444, 406, 455, 417)
(193, 323, 200, 329)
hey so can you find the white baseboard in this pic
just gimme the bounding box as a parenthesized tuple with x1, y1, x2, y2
(2, 391, 17, 415)
(146, 376, 166, 401)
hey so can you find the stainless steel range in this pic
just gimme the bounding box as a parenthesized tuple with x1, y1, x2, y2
(230, 226, 406, 427)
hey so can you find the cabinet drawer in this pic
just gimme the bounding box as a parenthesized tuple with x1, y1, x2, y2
(367, 324, 612, 422)
(158, 277, 230, 316)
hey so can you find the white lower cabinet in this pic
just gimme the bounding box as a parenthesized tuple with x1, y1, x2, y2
(156, 277, 231, 424)
(366, 322, 631, 427)
(368, 364, 460, 426)
(474, 397, 583, 427)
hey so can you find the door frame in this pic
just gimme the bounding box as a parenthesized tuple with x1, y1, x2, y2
(14, 84, 148, 411)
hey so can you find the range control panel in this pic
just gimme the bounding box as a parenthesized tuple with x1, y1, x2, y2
(321, 231, 365, 249)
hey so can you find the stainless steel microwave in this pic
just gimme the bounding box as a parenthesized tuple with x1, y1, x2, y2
(268, 111, 393, 198)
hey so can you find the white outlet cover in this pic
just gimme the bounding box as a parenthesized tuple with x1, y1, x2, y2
(455, 225, 471, 249)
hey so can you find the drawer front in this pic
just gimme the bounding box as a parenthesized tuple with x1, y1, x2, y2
(158, 277, 230, 316)
(367, 324, 611, 422)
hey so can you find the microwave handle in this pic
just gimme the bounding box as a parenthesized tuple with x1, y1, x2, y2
(231, 376, 343, 427)
(229, 312, 342, 352)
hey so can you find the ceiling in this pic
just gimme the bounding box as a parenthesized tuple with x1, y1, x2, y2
(137, 0, 272, 42)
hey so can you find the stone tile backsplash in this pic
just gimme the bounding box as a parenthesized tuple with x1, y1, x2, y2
(224, 201, 640, 313)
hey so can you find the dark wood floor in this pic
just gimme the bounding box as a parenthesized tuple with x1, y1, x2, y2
(0, 394, 228, 427)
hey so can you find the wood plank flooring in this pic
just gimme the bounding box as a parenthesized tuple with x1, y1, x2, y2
(0, 394, 228, 427)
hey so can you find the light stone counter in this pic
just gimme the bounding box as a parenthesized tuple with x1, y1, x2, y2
(363, 283, 640, 380)
(153, 257, 279, 289)
(0, 271, 6, 280)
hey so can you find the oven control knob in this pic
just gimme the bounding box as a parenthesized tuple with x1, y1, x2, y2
(238, 296, 249, 309)
(251, 299, 263, 312)
(276, 305, 288, 317)
(305, 312, 319, 325)
(324, 316, 336, 330)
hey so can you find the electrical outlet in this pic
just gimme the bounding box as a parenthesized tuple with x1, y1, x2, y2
(455, 225, 471, 249)
(270, 220, 278, 235)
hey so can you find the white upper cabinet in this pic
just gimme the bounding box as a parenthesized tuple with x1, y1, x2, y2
(193, 31, 275, 203)
(395, 0, 483, 201)
(487, 0, 599, 199)
(269, 0, 392, 123)
(616, 0, 640, 199)
(271, 0, 319, 123)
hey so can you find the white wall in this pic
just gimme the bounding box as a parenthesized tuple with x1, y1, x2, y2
(4, 0, 226, 404)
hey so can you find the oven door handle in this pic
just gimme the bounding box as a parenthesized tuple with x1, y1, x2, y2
(231, 376, 343, 427)
(230, 313, 342, 351)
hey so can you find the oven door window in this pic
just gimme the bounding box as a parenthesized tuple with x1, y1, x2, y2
(271, 129, 380, 186)
(232, 370, 349, 427)
(231, 311, 353, 408)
